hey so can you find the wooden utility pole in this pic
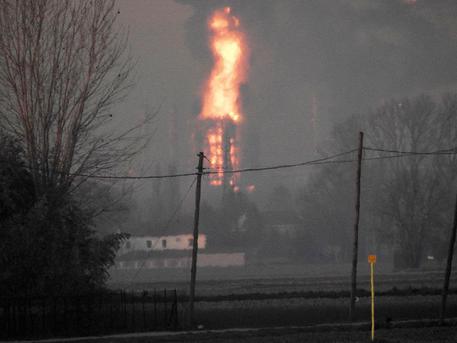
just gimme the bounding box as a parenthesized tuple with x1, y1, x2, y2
(350, 131, 364, 321)
(188, 152, 205, 328)
(440, 191, 457, 325)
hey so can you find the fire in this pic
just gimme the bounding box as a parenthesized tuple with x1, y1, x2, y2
(199, 7, 248, 186)
(246, 185, 255, 193)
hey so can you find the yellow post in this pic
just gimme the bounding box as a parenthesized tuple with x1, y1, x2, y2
(368, 254, 376, 342)
(371, 262, 375, 341)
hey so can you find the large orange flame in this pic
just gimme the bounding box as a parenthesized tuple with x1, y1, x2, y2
(199, 7, 248, 186)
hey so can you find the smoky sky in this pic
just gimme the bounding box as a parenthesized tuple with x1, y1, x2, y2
(181, 0, 457, 128)
(116, 0, 457, 207)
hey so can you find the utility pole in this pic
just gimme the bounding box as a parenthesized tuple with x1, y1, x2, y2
(440, 190, 457, 325)
(188, 152, 205, 328)
(350, 131, 364, 321)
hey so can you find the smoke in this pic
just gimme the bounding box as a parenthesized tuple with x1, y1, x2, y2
(180, 0, 457, 167)
(114, 0, 457, 215)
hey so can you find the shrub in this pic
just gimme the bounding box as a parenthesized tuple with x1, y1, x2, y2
(0, 132, 127, 296)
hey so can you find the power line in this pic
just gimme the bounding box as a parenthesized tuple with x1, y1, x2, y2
(86, 149, 357, 179)
(74, 171, 197, 180)
(163, 177, 198, 230)
(0, 157, 198, 180)
(204, 149, 358, 175)
(305, 149, 457, 165)
(127, 176, 198, 285)
(313, 153, 457, 165)
(364, 146, 457, 155)
(3, 145, 457, 181)
(205, 146, 457, 175)
(0, 149, 358, 179)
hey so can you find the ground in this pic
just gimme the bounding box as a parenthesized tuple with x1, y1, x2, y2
(71, 326, 457, 343)
(16, 268, 454, 342)
(106, 267, 457, 338)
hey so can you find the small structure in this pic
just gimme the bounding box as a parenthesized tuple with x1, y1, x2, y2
(117, 234, 206, 255)
(115, 234, 245, 269)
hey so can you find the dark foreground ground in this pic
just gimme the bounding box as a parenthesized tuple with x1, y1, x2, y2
(69, 325, 457, 343)
(190, 294, 457, 329)
(108, 269, 457, 333)
(169, 327, 457, 343)
(109, 266, 453, 294)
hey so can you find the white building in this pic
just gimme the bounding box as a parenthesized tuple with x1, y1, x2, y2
(115, 233, 245, 269)
(117, 234, 207, 256)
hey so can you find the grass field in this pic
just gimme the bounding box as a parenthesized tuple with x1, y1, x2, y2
(110, 266, 457, 328)
(106, 265, 457, 340)
(70, 325, 457, 343)
(190, 294, 457, 329)
(109, 264, 456, 297)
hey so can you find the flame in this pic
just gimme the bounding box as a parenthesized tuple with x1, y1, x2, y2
(246, 185, 255, 193)
(199, 7, 248, 186)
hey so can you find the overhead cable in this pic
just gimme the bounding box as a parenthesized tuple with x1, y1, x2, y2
(204, 149, 358, 175)
(4, 145, 457, 180)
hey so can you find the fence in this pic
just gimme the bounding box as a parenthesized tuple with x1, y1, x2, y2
(0, 289, 179, 340)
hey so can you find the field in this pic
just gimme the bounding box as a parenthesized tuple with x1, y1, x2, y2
(192, 294, 457, 329)
(109, 263, 455, 296)
(167, 327, 457, 343)
(109, 264, 457, 331)
(11, 266, 452, 342)
(69, 325, 457, 343)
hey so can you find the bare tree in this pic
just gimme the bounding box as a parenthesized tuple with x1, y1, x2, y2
(0, 0, 149, 199)
(298, 94, 457, 269)
(365, 95, 457, 268)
